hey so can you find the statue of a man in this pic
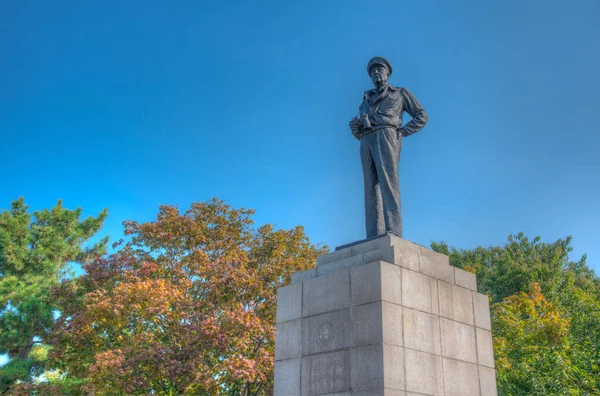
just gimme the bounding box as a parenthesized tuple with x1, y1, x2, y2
(349, 57, 428, 238)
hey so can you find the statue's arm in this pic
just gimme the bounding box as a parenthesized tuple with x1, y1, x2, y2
(349, 116, 362, 140)
(350, 101, 365, 140)
(399, 88, 428, 137)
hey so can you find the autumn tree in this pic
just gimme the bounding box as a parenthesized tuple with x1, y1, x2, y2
(432, 233, 600, 395)
(50, 199, 327, 395)
(0, 198, 107, 392)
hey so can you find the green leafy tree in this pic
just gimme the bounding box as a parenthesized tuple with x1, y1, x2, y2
(493, 283, 574, 394)
(0, 198, 107, 392)
(432, 233, 600, 395)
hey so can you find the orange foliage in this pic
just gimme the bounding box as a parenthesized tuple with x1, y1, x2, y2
(50, 199, 328, 395)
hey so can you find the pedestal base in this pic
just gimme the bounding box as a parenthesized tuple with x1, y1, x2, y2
(274, 234, 497, 396)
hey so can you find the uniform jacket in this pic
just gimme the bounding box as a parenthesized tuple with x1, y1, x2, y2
(358, 84, 428, 139)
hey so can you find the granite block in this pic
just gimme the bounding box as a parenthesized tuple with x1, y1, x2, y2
(303, 270, 350, 317)
(403, 307, 441, 355)
(419, 247, 453, 283)
(352, 389, 406, 396)
(363, 246, 396, 264)
(438, 281, 474, 325)
(383, 343, 405, 390)
(301, 350, 351, 396)
(442, 358, 480, 396)
(349, 234, 395, 256)
(381, 301, 403, 347)
(479, 366, 498, 396)
(303, 309, 350, 355)
(473, 292, 492, 330)
(440, 318, 477, 364)
(275, 319, 302, 360)
(292, 267, 316, 284)
(454, 267, 477, 291)
(317, 254, 364, 277)
(351, 344, 384, 392)
(351, 302, 382, 347)
(277, 283, 302, 323)
(402, 268, 439, 315)
(351, 261, 383, 305)
(405, 349, 444, 395)
(317, 248, 353, 266)
(380, 262, 402, 305)
(476, 328, 495, 368)
(391, 240, 421, 271)
(274, 357, 301, 396)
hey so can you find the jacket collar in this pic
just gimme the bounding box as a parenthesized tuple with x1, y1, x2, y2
(363, 84, 399, 98)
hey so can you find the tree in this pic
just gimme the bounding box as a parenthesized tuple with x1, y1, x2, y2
(432, 233, 600, 395)
(50, 199, 327, 395)
(492, 283, 574, 394)
(0, 198, 107, 392)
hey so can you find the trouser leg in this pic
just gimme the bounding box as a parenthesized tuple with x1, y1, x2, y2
(372, 129, 402, 237)
(360, 135, 385, 237)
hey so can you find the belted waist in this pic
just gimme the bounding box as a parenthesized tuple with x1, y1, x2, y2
(361, 124, 398, 137)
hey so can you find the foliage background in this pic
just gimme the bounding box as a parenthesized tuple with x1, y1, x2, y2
(433, 234, 600, 395)
(2, 199, 599, 395)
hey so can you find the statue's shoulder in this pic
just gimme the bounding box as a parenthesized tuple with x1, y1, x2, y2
(388, 85, 404, 94)
(388, 85, 405, 100)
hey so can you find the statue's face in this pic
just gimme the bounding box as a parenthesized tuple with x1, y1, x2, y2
(370, 65, 389, 87)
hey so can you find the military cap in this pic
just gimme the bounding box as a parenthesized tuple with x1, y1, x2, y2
(367, 56, 393, 76)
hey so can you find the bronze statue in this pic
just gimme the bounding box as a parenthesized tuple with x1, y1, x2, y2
(349, 57, 428, 238)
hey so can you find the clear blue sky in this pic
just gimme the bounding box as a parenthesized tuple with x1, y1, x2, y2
(1, 1, 599, 274)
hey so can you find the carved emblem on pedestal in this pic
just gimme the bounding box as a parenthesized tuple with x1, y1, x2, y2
(316, 322, 334, 347)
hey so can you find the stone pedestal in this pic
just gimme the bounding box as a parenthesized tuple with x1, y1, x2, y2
(274, 234, 498, 396)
